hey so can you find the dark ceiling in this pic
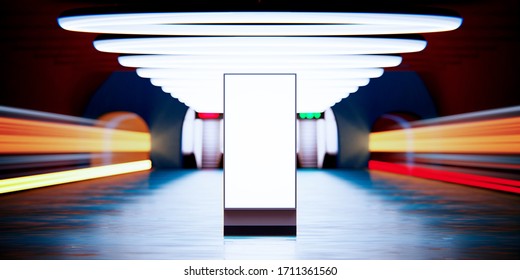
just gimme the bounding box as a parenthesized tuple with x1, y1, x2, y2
(1, 0, 518, 117)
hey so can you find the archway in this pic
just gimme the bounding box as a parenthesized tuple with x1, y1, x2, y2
(92, 111, 150, 166)
(370, 112, 420, 166)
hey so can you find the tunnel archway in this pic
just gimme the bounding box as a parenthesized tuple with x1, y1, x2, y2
(332, 71, 437, 168)
(84, 71, 188, 169)
(92, 111, 150, 166)
(370, 112, 420, 166)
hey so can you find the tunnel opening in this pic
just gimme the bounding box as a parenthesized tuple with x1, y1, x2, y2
(92, 111, 151, 166)
(369, 112, 420, 166)
(181, 109, 223, 169)
(181, 107, 339, 170)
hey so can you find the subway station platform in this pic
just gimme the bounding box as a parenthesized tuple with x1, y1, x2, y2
(1, 170, 519, 259)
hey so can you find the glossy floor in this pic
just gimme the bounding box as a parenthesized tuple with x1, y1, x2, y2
(1, 169, 519, 259)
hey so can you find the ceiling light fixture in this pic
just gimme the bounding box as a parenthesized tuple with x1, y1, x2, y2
(95, 37, 426, 55)
(59, 12, 462, 35)
(58, 11, 462, 113)
(118, 54, 403, 68)
(135, 68, 386, 80)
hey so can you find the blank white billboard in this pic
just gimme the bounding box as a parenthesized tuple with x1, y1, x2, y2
(224, 74, 296, 209)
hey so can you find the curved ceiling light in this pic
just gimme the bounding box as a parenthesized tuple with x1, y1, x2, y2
(170, 90, 356, 114)
(136, 68, 386, 79)
(58, 12, 462, 35)
(95, 37, 426, 55)
(58, 11, 462, 113)
(163, 86, 360, 97)
(118, 54, 403, 69)
(153, 78, 370, 88)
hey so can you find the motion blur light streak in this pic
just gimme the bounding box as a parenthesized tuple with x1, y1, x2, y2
(0, 116, 151, 153)
(369, 116, 520, 154)
(410, 154, 520, 171)
(369, 160, 520, 194)
(369, 107, 520, 194)
(0, 160, 152, 194)
(0, 105, 98, 126)
(0, 154, 100, 172)
(0, 107, 152, 193)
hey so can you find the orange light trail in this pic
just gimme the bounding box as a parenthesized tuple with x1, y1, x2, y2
(0, 160, 152, 194)
(0, 116, 151, 153)
(369, 116, 520, 154)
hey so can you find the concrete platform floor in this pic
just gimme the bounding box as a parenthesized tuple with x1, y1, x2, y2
(0, 169, 519, 259)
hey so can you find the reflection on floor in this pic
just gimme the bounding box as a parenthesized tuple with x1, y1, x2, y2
(0, 169, 519, 259)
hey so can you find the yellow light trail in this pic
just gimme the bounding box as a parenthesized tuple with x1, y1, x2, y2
(0, 160, 152, 194)
(369, 116, 520, 154)
(0, 116, 151, 153)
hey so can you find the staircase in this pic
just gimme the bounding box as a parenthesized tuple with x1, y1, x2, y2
(298, 119, 318, 168)
(201, 119, 222, 168)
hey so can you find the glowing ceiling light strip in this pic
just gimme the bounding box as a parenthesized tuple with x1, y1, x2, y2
(154, 72, 366, 112)
(164, 87, 359, 97)
(134, 64, 393, 70)
(165, 86, 362, 93)
(172, 93, 354, 113)
(78, 24, 450, 36)
(95, 37, 426, 55)
(166, 91, 353, 98)
(58, 12, 462, 35)
(304, 81, 367, 89)
(0, 160, 152, 194)
(151, 77, 369, 86)
(137, 68, 385, 79)
(155, 79, 368, 88)
(58, 11, 461, 113)
(119, 54, 402, 68)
